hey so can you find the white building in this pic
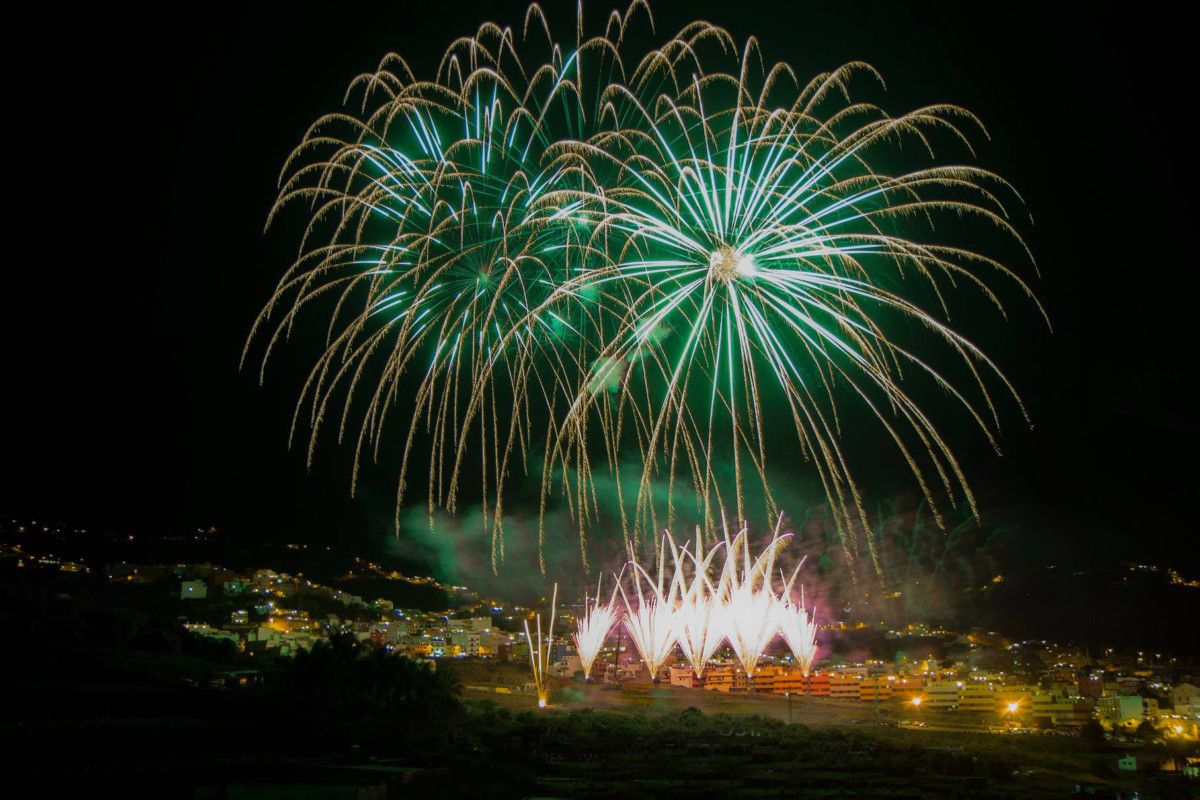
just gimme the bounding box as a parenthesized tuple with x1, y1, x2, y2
(1171, 682, 1198, 710)
(551, 654, 582, 678)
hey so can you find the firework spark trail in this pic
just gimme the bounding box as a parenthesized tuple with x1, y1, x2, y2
(523, 583, 557, 708)
(668, 530, 726, 678)
(619, 537, 681, 680)
(247, 1, 1042, 571)
(715, 515, 795, 676)
(778, 591, 818, 676)
(573, 575, 620, 680)
(607, 517, 815, 681)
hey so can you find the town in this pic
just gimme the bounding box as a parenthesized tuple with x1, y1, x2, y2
(5, 519, 1197, 783)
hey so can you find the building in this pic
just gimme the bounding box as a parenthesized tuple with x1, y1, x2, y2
(669, 666, 700, 688)
(1029, 692, 1094, 727)
(448, 628, 496, 656)
(1097, 695, 1144, 730)
(1172, 683, 1198, 710)
(447, 616, 493, 635)
(829, 673, 862, 701)
(859, 676, 893, 703)
(924, 680, 962, 710)
(704, 664, 748, 693)
(180, 580, 207, 600)
(797, 672, 832, 696)
(550, 654, 582, 678)
(958, 683, 996, 714)
(1078, 673, 1103, 698)
(739, 665, 812, 695)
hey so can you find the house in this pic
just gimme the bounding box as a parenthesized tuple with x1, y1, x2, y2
(1172, 682, 1198, 709)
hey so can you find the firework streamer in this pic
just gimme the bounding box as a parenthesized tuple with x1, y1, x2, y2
(573, 575, 620, 680)
(523, 583, 557, 708)
(619, 536, 681, 680)
(248, 1, 1043, 573)
(669, 530, 727, 678)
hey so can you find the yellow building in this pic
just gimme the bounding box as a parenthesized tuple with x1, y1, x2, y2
(860, 676, 893, 702)
(830, 673, 862, 701)
(958, 682, 997, 714)
(923, 680, 961, 710)
(703, 664, 748, 693)
(1029, 692, 1093, 727)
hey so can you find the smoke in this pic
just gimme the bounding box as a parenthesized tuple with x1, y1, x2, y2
(372, 455, 1020, 630)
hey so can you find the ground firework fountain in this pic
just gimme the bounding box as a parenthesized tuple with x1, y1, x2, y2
(523, 584, 557, 708)
(576, 516, 819, 684)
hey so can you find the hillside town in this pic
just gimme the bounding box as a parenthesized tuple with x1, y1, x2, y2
(8, 532, 1195, 753)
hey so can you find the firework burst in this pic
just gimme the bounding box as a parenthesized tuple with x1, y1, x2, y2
(714, 517, 796, 675)
(247, 1, 1042, 571)
(605, 516, 816, 682)
(778, 587, 818, 676)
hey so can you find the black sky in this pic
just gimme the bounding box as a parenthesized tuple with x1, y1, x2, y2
(6, 2, 1197, 574)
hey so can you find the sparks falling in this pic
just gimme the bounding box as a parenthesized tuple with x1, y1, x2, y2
(247, 1, 1043, 572)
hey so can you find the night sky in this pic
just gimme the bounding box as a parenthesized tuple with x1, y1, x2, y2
(7, 3, 1197, 580)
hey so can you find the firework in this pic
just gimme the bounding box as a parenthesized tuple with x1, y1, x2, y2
(778, 587, 818, 676)
(573, 576, 619, 680)
(523, 583, 557, 708)
(715, 517, 795, 676)
(668, 531, 726, 678)
(248, 1, 1041, 570)
(604, 517, 815, 681)
(619, 538, 681, 680)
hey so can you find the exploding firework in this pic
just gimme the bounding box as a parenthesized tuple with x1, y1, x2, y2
(247, 1, 1042, 570)
(573, 576, 619, 680)
(523, 583, 557, 708)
